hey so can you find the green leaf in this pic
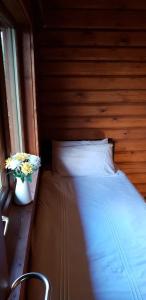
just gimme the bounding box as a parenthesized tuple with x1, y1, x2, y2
(27, 174, 32, 182)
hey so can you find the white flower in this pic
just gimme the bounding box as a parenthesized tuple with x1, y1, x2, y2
(13, 152, 29, 161)
(29, 155, 41, 170)
(8, 159, 21, 170)
(5, 152, 41, 182)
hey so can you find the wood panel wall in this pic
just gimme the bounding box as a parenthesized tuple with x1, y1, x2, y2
(35, 0, 146, 196)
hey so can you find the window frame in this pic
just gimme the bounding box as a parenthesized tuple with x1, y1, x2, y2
(0, 36, 10, 207)
(1, 28, 25, 154)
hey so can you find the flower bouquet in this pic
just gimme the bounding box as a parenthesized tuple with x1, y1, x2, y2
(5, 152, 41, 205)
(5, 152, 41, 182)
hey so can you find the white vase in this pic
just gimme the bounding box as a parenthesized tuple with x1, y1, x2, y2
(15, 178, 32, 205)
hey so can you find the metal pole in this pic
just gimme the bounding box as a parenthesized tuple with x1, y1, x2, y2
(8, 272, 50, 300)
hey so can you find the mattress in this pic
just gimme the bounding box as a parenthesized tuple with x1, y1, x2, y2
(28, 170, 146, 300)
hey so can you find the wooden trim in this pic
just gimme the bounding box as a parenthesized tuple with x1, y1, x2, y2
(18, 0, 32, 25)
(18, 29, 39, 155)
(22, 31, 39, 154)
(0, 3, 14, 27)
(1, 0, 31, 27)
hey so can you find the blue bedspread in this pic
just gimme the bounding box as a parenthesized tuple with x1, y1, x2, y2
(30, 171, 146, 300)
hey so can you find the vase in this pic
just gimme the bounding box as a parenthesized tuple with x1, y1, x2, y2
(15, 178, 32, 205)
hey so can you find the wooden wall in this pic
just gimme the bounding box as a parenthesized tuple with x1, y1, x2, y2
(35, 0, 146, 196)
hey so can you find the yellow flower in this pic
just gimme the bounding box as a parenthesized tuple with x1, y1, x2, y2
(5, 158, 13, 168)
(21, 162, 33, 175)
(15, 152, 29, 161)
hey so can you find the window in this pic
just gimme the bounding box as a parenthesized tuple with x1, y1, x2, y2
(0, 32, 10, 206)
(1, 28, 24, 153)
(0, 107, 5, 191)
(0, 27, 25, 207)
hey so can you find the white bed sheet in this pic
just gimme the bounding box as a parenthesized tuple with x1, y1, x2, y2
(29, 170, 146, 300)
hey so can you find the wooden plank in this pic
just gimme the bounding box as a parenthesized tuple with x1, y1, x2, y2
(38, 62, 146, 76)
(38, 47, 146, 62)
(116, 139, 146, 151)
(21, 31, 39, 155)
(40, 128, 146, 140)
(37, 30, 146, 47)
(127, 173, 146, 184)
(41, 117, 146, 129)
(44, 10, 146, 30)
(134, 184, 146, 195)
(41, 104, 146, 117)
(44, 0, 146, 9)
(118, 162, 146, 173)
(115, 151, 146, 162)
(39, 77, 146, 91)
(39, 91, 146, 104)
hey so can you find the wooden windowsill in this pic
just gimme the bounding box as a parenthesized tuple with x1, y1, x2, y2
(5, 170, 39, 300)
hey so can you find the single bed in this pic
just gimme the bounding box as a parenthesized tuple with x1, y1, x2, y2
(28, 140, 146, 300)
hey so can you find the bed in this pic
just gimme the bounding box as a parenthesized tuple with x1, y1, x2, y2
(28, 140, 146, 300)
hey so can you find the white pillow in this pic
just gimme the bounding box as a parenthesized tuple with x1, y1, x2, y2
(53, 138, 108, 148)
(52, 143, 116, 177)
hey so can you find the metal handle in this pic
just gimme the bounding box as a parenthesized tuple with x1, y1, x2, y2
(2, 215, 9, 236)
(8, 272, 50, 300)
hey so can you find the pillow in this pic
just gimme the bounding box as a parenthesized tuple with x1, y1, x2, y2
(52, 142, 116, 177)
(52, 138, 108, 148)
